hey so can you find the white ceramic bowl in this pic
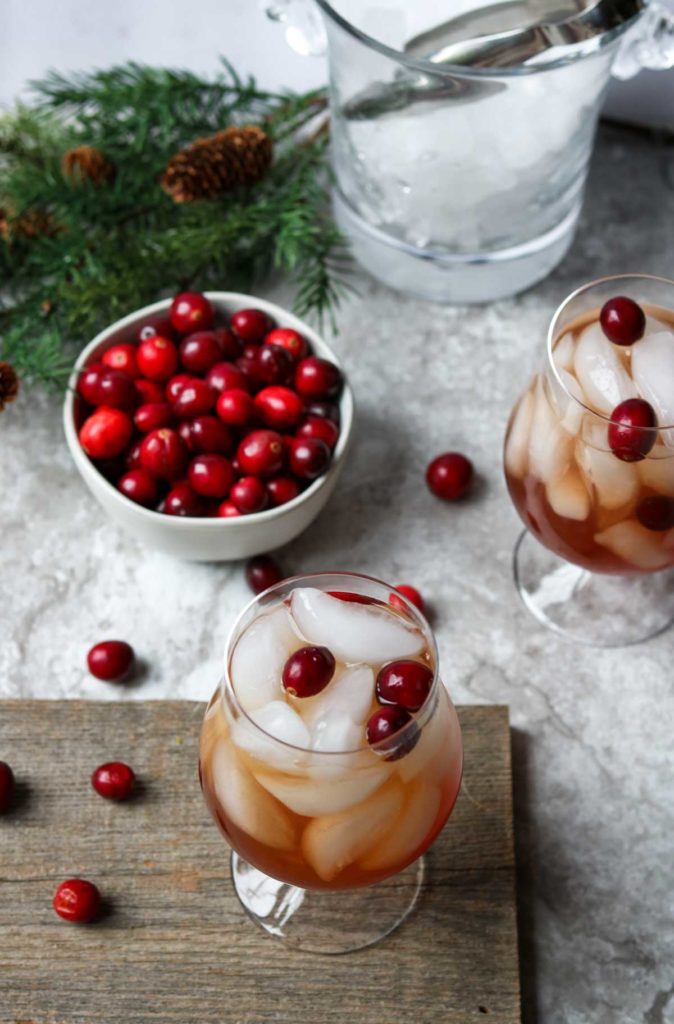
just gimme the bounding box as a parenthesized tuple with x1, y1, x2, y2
(63, 292, 354, 561)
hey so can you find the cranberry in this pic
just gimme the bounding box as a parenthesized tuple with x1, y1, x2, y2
(139, 428, 188, 480)
(134, 402, 174, 433)
(125, 440, 143, 471)
(255, 386, 304, 430)
(264, 327, 308, 362)
(231, 307, 273, 343)
(282, 646, 336, 698)
(179, 331, 223, 374)
(267, 475, 301, 507)
(165, 373, 193, 404)
(53, 879, 101, 923)
(188, 454, 235, 498)
(77, 362, 106, 405)
(230, 476, 268, 514)
(207, 361, 250, 394)
(134, 378, 165, 405)
(376, 660, 433, 711)
(237, 429, 285, 477)
(182, 415, 233, 455)
(296, 416, 339, 449)
(137, 316, 175, 343)
(91, 761, 136, 801)
(97, 369, 137, 411)
(328, 591, 376, 604)
(79, 407, 133, 460)
(253, 345, 293, 386)
(236, 352, 260, 388)
(600, 296, 646, 346)
(163, 481, 205, 516)
(102, 342, 139, 378)
(117, 469, 159, 507)
(170, 291, 214, 334)
(294, 357, 342, 398)
(289, 437, 330, 480)
(87, 640, 135, 682)
(137, 335, 179, 381)
(304, 399, 340, 424)
(172, 379, 216, 418)
(426, 452, 473, 500)
(216, 388, 255, 427)
(636, 495, 674, 531)
(0, 761, 14, 813)
(216, 499, 242, 518)
(245, 554, 284, 594)
(608, 399, 657, 462)
(390, 585, 425, 614)
(213, 327, 242, 360)
(366, 706, 418, 760)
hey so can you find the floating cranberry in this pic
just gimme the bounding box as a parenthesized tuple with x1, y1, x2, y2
(96, 369, 137, 412)
(253, 345, 293, 386)
(137, 335, 179, 382)
(255, 386, 304, 430)
(296, 416, 339, 449)
(366, 706, 418, 760)
(216, 388, 256, 427)
(170, 291, 214, 334)
(636, 495, 674, 531)
(289, 437, 330, 480)
(282, 646, 336, 698)
(165, 373, 194, 404)
(91, 761, 136, 801)
(102, 343, 139, 378)
(139, 428, 188, 480)
(237, 429, 285, 477)
(216, 499, 242, 518)
(163, 481, 205, 516)
(117, 469, 159, 508)
(206, 361, 250, 394)
(171, 379, 216, 418)
(134, 402, 174, 433)
(294, 356, 342, 398)
(134, 378, 165, 405)
(304, 399, 340, 424)
(53, 879, 101, 923)
(179, 331, 224, 374)
(267, 475, 300, 507)
(426, 452, 473, 500)
(137, 316, 175, 343)
(264, 327, 308, 362)
(328, 591, 376, 605)
(246, 554, 284, 595)
(0, 761, 14, 813)
(390, 584, 425, 614)
(188, 454, 235, 498)
(231, 307, 273, 343)
(79, 407, 133, 460)
(230, 476, 268, 514)
(182, 415, 233, 455)
(213, 327, 242, 360)
(600, 296, 646, 346)
(608, 398, 657, 462)
(77, 363, 106, 405)
(87, 640, 135, 682)
(376, 660, 433, 712)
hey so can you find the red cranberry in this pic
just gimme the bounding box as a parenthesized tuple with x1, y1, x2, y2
(0, 761, 15, 813)
(608, 399, 657, 462)
(267, 475, 301, 507)
(366, 706, 418, 760)
(236, 353, 260, 388)
(134, 378, 165, 405)
(188, 454, 235, 498)
(213, 327, 242, 360)
(264, 327, 308, 362)
(245, 554, 284, 594)
(137, 335, 179, 381)
(79, 407, 133, 460)
(137, 316, 175, 343)
(179, 331, 223, 374)
(328, 591, 376, 604)
(216, 500, 242, 518)
(165, 373, 193, 404)
(102, 343, 139, 378)
(230, 476, 268, 514)
(172, 379, 216, 418)
(294, 357, 342, 398)
(117, 469, 159, 507)
(125, 440, 143, 471)
(390, 585, 425, 614)
(96, 369, 137, 411)
(426, 452, 473, 500)
(77, 363, 106, 405)
(282, 646, 336, 698)
(134, 402, 174, 433)
(376, 660, 433, 712)
(636, 495, 674, 531)
(139, 428, 188, 480)
(216, 388, 256, 427)
(289, 437, 330, 480)
(231, 307, 273, 343)
(53, 879, 101, 923)
(253, 345, 293, 386)
(304, 399, 340, 424)
(600, 296, 646, 346)
(237, 429, 285, 477)
(163, 481, 205, 517)
(296, 416, 339, 449)
(87, 640, 135, 682)
(170, 291, 214, 334)
(182, 415, 233, 455)
(255, 386, 304, 430)
(207, 361, 250, 394)
(91, 761, 136, 801)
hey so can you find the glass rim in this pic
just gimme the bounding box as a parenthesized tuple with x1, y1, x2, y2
(219, 570, 440, 757)
(546, 272, 674, 433)
(314, 0, 633, 78)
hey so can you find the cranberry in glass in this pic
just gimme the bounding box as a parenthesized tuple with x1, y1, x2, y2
(87, 640, 135, 682)
(426, 452, 473, 500)
(237, 429, 285, 477)
(169, 291, 214, 334)
(53, 879, 101, 923)
(253, 345, 293, 386)
(245, 554, 284, 595)
(137, 336, 179, 381)
(179, 331, 224, 374)
(254, 386, 304, 430)
(134, 378, 165, 405)
(91, 761, 136, 801)
(183, 415, 233, 455)
(231, 307, 273, 343)
(165, 373, 194, 404)
(79, 407, 133, 460)
(102, 343, 139, 378)
(172, 379, 216, 418)
(230, 476, 268, 514)
(267, 475, 300, 507)
(216, 388, 256, 427)
(264, 327, 308, 362)
(77, 363, 106, 405)
(599, 296, 646, 346)
(216, 499, 242, 518)
(139, 428, 188, 480)
(117, 469, 159, 508)
(188, 454, 235, 498)
(97, 369, 137, 411)
(636, 495, 674, 531)
(390, 584, 425, 614)
(282, 646, 336, 698)
(0, 761, 14, 813)
(366, 706, 418, 760)
(608, 398, 657, 461)
(207, 361, 250, 394)
(296, 416, 339, 449)
(134, 402, 174, 433)
(289, 437, 330, 480)
(163, 481, 205, 517)
(294, 356, 342, 398)
(376, 660, 433, 711)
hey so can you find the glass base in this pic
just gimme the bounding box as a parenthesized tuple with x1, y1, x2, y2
(513, 529, 674, 647)
(231, 851, 425, 954)
(332, 186, 579, 304)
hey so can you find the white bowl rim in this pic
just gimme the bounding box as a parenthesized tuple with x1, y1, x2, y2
(63, 291, 354, 528)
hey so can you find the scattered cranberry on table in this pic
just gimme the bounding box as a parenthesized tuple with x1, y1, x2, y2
(245, 554, 284, 594)
(282, 646, 336, 698)
(599, 296, 646, 346)
(53, 879, 101, 923)
(608, 398, 657, 462)
(0, 761, 15, 813)
(390, 584, 425, 614)
(91, 761, 136, 801)
(426, 452, 474, 501)
(87, 640, 135, 683)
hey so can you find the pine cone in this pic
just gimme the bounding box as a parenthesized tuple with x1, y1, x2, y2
(0, 362, 19, 411)
(0, 205, 58, 242)
(62, 145, 115, 186)
(160, 125, 273, 203)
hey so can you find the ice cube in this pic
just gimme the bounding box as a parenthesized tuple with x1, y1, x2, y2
(577, 439, 639, 511)
(505, 388, 534, 480)
(254, 763, 390, 817)
(595, 521, 670, 571)
(210, 740, 297, 851)
(638, 447, 674, 497)
(231, 701, 310, 773)
(312, 713, 363, 754)
(631, 330, 674, 447)
(358, 784, 441, 872)
(552, 331, 576, 373)
(528, 376, 573, 485)
(546, 466, 590, 521)
(300, 664, 375, 731)
(290, 589, 424, 665)
(557, 370, 586, 437)
(301, 779, 405, 882)
(229, 606, 296, 713)
(574, 321, 637, 415)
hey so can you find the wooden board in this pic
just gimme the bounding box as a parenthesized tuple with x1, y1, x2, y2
(0, 701, 520, 1024)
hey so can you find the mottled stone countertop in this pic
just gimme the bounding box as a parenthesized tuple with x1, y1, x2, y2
(1, 123, 673, 1024)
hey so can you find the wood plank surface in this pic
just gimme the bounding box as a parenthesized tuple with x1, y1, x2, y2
(0, 701, 520, 1024)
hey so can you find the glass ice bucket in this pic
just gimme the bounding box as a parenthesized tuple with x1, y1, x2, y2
(266, 0, 674, 303)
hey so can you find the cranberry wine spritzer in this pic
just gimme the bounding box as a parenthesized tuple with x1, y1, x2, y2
(200, 578, 462, 896)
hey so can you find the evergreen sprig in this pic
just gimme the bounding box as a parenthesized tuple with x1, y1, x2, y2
(0, 60, 351, 391)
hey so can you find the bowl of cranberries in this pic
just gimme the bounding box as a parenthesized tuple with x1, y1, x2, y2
(63, 291, 353, 560)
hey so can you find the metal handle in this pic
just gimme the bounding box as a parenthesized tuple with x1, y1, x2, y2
(612, 1, 674, 79)
(262, 0, 327, 57)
